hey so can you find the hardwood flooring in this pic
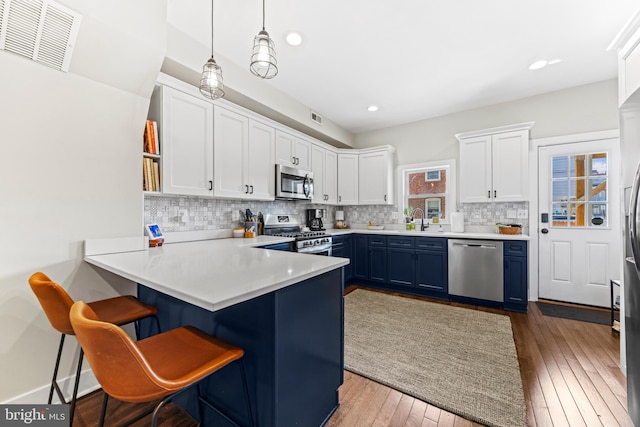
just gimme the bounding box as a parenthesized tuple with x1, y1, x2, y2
(73, 286, 633, 426)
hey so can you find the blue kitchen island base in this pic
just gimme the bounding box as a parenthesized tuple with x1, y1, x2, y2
(138, 268, 344, 427)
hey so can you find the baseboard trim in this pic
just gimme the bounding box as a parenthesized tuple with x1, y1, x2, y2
(2, 368, 100, 404)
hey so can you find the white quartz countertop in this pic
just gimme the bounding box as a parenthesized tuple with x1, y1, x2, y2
(84, 236, 348, 312)
(325, 228, 530, 241)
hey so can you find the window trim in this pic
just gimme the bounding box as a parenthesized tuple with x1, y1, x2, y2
(397, 159, 457, 224)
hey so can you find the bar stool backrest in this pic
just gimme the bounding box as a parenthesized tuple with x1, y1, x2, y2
(29, 272, 76, 335)
(69, 301, 172, 402)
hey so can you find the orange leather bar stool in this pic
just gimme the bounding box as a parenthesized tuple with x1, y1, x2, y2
(69, 301, 254, 427)
(28, 272, 160, 426)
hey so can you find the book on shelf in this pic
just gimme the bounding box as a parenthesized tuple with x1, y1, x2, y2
(153, 160, 160, 191)
(143, 157, 159, 192)
(143, 157, 149, 190)
(144, 119, 159, 155)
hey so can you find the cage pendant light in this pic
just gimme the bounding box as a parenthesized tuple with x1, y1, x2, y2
(250, 0, 278, 79)
(200, 0, 225, 99)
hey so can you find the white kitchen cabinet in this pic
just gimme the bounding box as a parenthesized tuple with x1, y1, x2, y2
(156, 85, 214, 197)
(311, 144, 338, 204)
(614, 20, 640, 105)
(358, 147, 395, 205)
(213, 105, 275, 200)
(457, 123, 533, 203)
(275, 130, 312, 170)
(338, 153, 359, 205)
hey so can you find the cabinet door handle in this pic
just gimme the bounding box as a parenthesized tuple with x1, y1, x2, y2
(384, 194, 387, 202)
(250, 185, 254, 194)
(488, 190, 491, 198)
(339, 195, 342, 202)
(292, 156, 296, 165)
(209, 180, 213, 191)
(494, 190, 497, 198)
(245, 185, 249, 194)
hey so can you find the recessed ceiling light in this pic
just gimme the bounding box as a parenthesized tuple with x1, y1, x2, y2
(529, 58, 562, 70)
(528, 60, 548, 70)
(367, 105, 379, 112)
(285, 31, 303, 46)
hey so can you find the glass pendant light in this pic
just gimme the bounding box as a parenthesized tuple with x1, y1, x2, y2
(200, 0, 225, 99)
(250, 0, 278, 79)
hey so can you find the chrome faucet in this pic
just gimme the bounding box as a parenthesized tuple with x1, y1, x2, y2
(413, 208, 428, 231)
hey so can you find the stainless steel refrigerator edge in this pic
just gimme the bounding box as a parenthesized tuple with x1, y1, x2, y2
(621, 87, 640, 424)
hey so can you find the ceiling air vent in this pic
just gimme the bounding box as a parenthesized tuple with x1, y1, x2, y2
(0, 0, 82, 72)
(311, 110, 323, 126)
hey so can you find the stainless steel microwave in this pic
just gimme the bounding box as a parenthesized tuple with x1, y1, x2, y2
(275, 164, 314, 200)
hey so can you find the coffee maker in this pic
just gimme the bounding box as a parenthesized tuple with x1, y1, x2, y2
(306, 209, 325, 231)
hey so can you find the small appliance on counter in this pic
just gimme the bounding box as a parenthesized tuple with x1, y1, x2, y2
(334, 210, 347, 229)
(306, 209, 325, 231)
(144, 223, 164, 247)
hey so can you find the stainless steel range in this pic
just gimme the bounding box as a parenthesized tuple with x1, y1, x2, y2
(263, 214, 332, 255)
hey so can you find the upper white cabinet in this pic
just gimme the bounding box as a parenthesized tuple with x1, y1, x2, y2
(337, 153, 359, 205)
(275, 130, 312, 170)
(610, 12, 640, 105)
(213, 105, 275, 200)
(457, 123, 533, 203)
(311, 144, 338, 204)
(358, 147, 395, 205)
(155, 85, 214, 197)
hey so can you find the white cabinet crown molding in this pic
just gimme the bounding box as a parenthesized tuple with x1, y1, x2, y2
(455, 122, 535, 141)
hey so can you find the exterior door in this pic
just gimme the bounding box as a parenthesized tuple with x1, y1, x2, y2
(538, 138, 620, 307)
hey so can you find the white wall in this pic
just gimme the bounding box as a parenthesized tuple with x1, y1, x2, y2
(354, 79, 620, 165)
(0, 0, 166, 403)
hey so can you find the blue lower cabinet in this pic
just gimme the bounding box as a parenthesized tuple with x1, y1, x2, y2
(331, 235, 353, 281)
(368, 246, 387, 283)
(352, 235, 368, 280)
(504, 255, 528, 312)
(387, 248, 415, 287)
(415, 249, 448, 293)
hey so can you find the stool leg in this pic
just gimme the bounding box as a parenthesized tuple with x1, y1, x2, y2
(98, 394, 108, 427)
(68, 348, 84, 427)
(49, 334, 66, 404)
(150, 397, 171, 427)
(197, 383, 205, 426)
(239, 360, 254, 427)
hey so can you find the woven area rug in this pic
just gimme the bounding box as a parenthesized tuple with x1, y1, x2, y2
(344, 289, 526, 427)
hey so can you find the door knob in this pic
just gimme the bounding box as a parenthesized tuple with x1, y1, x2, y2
(541, 228, 549, 234)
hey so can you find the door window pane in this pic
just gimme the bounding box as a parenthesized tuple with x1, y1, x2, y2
(570, 155, 586, 178)
(589, 177, 607, 202)
(552, 202, 569, 226)
(550, 152, 608, 228)
(590, 203, 607, 227)
(552, 156, 568, 179)
(590, 153, 607, 176)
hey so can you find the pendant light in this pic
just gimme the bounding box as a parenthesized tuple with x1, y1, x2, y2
(199, 0, 225, 99)
(250, 0, 278, 79)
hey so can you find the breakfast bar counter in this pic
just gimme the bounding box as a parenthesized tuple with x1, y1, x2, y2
(84, 237, 349, 427)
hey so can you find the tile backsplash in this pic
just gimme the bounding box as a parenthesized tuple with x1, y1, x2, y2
(144, 196, 529, 235)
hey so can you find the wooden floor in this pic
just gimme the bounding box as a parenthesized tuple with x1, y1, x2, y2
(74, 286, 633, 427)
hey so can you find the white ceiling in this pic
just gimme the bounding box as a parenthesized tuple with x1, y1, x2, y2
(168, 0, 639, 134)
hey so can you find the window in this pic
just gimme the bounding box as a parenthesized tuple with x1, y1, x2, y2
(550, 152, 608, 227)
(397, 160, 456, 223)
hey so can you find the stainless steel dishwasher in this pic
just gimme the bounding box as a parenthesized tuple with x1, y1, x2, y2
(448, 239, 504, 302)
